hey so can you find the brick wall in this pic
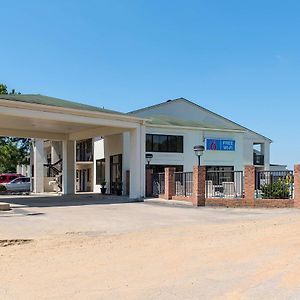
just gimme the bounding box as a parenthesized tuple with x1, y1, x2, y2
(162, 164, 299, 209)
(206, 198, 293, 208)
(294, 164, 300, 208)
(163, 167, 175, 200)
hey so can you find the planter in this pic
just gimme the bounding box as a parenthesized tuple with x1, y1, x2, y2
(116, 189, 122, 196)
(100, 187, 107, 194)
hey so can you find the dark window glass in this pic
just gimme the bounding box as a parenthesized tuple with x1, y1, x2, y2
(13, 178, 22, 183)
(206, 166, 234, 185)
(159, 135, 168, 152)
(146, 134, 153, 152)
(152, 135, 160, 152)
(76, 139, 93, 161)
(145, 134, 183, 153)
(168, 136, 177, 152)
(87, 169, 90, 182)
(96, 159, 105, 185)
(151, 165, 183, 173)
(177, 136, 183, 153)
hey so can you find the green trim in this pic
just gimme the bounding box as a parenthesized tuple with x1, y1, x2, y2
(0, 94, 125, 115)
(145, 115, 236, 130)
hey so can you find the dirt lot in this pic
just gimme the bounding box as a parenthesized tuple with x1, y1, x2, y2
(1, 196, 300, 299)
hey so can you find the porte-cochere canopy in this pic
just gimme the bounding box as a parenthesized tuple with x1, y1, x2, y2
(0, 94, 146, 199)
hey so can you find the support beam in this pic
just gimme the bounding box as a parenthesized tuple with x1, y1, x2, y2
(62, 140, 76, 194)
(68, 126, 127, 141)
(33, 139, 44, 193)
(129, 128, 142, 199)
(0, 128, 67, 140)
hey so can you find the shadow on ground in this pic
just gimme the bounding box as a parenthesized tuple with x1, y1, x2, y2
(0, 194, 142, 208)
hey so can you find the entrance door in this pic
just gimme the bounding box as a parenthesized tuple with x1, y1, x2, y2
(110, 154, 122, 194)
(77, 169, 88, 192)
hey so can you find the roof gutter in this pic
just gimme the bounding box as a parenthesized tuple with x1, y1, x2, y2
(0, 99, 147, 124)
(146, 123, 246, 133)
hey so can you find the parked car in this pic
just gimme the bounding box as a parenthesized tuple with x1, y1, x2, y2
(2, 177, 31, 193)
(0, 173, 24, 184)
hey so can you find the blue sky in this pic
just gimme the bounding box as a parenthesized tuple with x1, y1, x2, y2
(1, 0, 299, 167)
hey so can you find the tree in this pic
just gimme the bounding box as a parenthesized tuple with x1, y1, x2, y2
(0, 84, 8, 94)
(0, 83, 31, 173)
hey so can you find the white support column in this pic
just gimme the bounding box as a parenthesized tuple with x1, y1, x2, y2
(51, 141, 61, 163)
(33, 139, 44, 193)
(262, 142, 270, 171)
(140, 125, 146, 198)
(62, 140, 76, 194)
(129, 127, 143, 199)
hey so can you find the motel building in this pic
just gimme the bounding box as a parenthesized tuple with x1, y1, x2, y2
(0, 94, 276, 199)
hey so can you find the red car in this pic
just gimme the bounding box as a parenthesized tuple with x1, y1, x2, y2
(0, 173, 24, 184)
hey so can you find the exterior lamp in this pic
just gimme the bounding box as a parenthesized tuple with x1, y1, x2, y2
(193, 145, 205, 166)
(145, 153, 153, 167)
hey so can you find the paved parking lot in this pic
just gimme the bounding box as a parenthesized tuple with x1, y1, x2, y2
(0, 194, 295, 239)
(2, 195, 300, 299)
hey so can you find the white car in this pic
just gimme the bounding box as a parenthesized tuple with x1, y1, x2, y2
(2, 177, 31, 193)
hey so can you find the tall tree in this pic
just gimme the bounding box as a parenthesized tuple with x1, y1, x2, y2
(0, 84, 31, 173)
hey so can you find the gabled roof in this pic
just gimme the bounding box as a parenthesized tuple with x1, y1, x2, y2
(146, 115, 242, 131)
(0, 94, 125, 116)
(129, 97, 272, 142)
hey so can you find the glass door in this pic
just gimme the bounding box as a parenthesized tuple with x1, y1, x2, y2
(110, 154, 122, 194)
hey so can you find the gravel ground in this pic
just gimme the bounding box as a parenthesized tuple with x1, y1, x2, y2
(1, 195, 300, 299)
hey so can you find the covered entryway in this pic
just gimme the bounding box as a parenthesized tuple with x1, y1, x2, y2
(0, 94, 146, 199)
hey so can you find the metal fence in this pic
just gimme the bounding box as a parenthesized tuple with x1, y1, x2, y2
(174, 172, 193, 197)
(255, 170, 294, 199)
(205, 170, 244, 198)
(152, 173, 165, 196)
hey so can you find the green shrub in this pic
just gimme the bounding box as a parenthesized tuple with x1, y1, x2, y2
(0, 185, 7, 192)
(261, 179, 291, 199)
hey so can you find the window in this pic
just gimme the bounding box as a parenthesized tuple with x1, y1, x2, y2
(146, 134, 183, 153)
(76, 139, 93, 161)
(206, 166, 234, 185)
(96, 159, 105, 185)
(151, 165, 183, 173)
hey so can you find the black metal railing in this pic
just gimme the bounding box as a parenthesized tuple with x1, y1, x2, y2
(44, 159, 63, 191)
(152, 173, 165, 196)
(206, 170, 244, 198)
(255, 170, 294, 199)
(253, 154, 264, 165)
(174, 172, 193, 196)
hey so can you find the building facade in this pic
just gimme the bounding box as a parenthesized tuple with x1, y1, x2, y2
(91, 98, 272, 194)
(27, 96, 273, 196)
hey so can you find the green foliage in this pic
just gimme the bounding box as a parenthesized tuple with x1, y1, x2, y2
(0, 139, 30, 173)
(0, 84, 8, 94)
(261, 178, 292, 199)
(0, 83, 20, 95)
(0, 83, 30, 173)
(0, 185, 7, 192)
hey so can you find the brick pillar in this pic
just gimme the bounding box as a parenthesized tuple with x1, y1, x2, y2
(294, 165, 300, 208)
(145, 168, 153, 197)
(192, 166, 206, 206)
(164, 167, 175, 200)
(244, 165, 255, 206)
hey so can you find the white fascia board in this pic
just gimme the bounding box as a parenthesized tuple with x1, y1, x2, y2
(0, 105, 142, 129)
(0, 128, 68, 140)
(146, 123, 245, 133)
(0, 100, 146, 125)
